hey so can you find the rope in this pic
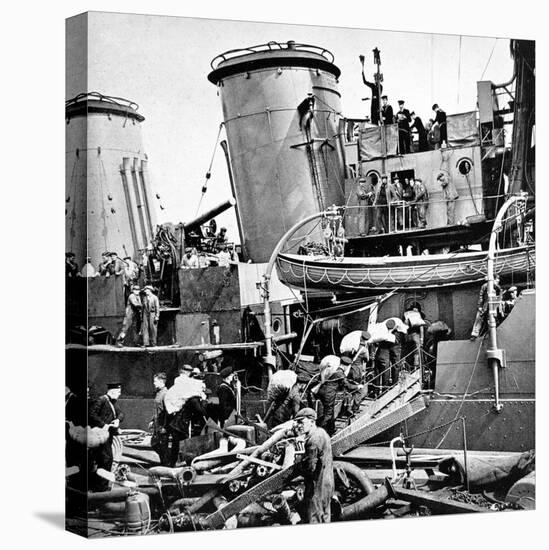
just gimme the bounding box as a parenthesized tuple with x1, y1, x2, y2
(368, 415, 465, 447)
(480, 38, 498, 80)
(194, 123, 224, 216)
(457, 36, 462, 106)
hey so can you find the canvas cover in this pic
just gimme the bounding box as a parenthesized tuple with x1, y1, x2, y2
(447, 111, 479, 147)
(359, 124, 398, 160)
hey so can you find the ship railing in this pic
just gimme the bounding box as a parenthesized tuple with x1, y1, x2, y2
(342, 194, 500, 236)
(65, 91, 139, 111)
(210, 41, 335, 70)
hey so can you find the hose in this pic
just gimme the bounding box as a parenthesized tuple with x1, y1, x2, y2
(333, 461, 375, 494)
(340, 482, 393, 520)
(332, 461, 394, 521)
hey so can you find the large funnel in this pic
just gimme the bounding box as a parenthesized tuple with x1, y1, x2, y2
(65, 92, 158, 266)
(208, 41, 346, 262)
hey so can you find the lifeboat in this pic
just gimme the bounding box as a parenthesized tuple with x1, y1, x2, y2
(276, 245, 535, 291)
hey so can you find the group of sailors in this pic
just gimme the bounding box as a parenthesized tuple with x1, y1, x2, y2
(116, 283, 160, 347)
(356, 169, 459, 235)
(66, 250, 140, 282)
(359, 56, 448, 152)
(180, 242, 238, 269)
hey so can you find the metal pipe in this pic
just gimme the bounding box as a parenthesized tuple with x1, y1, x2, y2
(486, 193, 527, 412)
(139, 159, 158, 236)
(131, 158, 150, 248)
(121, 157, 143, 252)
(340, 478, 394, 521)
(461, 416, 470, 493)
(272, 494, 293, 524)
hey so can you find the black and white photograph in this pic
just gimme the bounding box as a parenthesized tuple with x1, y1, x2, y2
(60, 5, 538, 542)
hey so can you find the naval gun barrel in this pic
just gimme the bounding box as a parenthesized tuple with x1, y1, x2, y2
(183, 197, 236, 231)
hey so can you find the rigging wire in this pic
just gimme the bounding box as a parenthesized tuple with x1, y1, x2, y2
(457, 35, 462, 106)
(194, 123, 224, 216)
(480, 38, 498, 80)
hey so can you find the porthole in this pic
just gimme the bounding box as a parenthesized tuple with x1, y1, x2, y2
(272, 318, 282, 334)
(457, 158, 473, 175)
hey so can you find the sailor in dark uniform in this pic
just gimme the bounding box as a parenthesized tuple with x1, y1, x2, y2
(216, 366, 237, 427)
(396, 100, 412, 154)
(432, 104, 448, 146)
(88, 383, 125, 491)
(410, 112, 429, 152)
(150, 373, 169, 465)
(360, 55, 382, 125)
(380, 96, 394, 125)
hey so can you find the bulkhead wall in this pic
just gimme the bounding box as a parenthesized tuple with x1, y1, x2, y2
(65, 96, 157, 266)
(210, 45, 346, 262)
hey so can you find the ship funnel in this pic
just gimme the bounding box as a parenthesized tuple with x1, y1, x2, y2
(208, 42, 346, 262)
(65, 92, 157, 266)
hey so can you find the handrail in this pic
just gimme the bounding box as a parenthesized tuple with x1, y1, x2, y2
(210, 41, 335, 70)
(486, 192, 528, 412)
(65, 91, 139, 112)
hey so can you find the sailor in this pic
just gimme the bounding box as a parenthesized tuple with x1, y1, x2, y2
(215, 227, 228, 247)
(123, 255, 139, 281)
(403, 302, 427, 369)
(181, 247, 199, 269)
(116, 284, 142, 347)
(374, 175, 390, 233)
(388, 176, 403, 231)
(401, 177, 415, 229)
(88, 383, 125, 492)
(437, 171, 459, 225)
(79, 256, 97, 277)
(502, 285, 518, 317)
(65, 252, 79, 278)
(374, 319, 399, 392)
(293, 408, 334, 524)
(166, 364, 208, 465)
(265, 369, 303, 428)
(216, 243, 233, 268)
(380, 95, 394, 125)
(141, 285, 160, 347)
(217, 366, 237, 427)
(359, 55, 382, 125)
(98, 252, 111, 276)
(412, 178, 429, 228)
(356, 177, 371, 236)
(384, 317, 409, 382)
(470, 276, 501, 340)
(340, 356, 365, 414)
(432, 104, 448, 147)
(426, 118, 440, 149)
(107, 251, 125, 277)
(409, 112, 428, 152)
(396, 100, 412, 154)
(316, 366, 346, 436)
(150, 372, 170, 465)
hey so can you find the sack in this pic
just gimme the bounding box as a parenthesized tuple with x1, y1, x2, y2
(404, 310, 426, 328)
(340, 330, 370, 354)
(367, 322, 396, 344)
